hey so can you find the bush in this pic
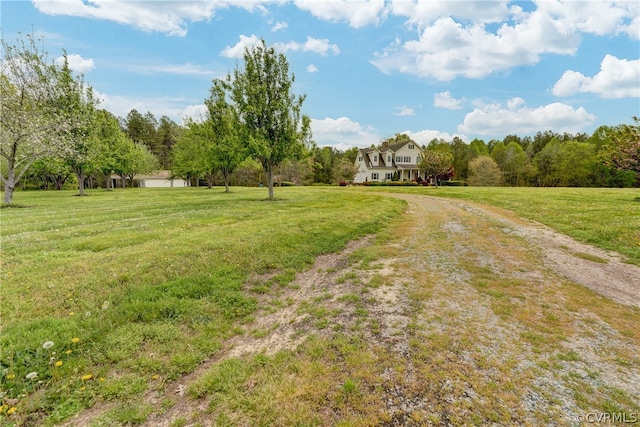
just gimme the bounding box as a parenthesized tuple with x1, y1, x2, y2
(279, 181, 294, 187)
(441, 180, 467, 186)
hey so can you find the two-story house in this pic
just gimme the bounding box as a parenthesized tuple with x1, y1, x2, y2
(353, 140, 425, 183)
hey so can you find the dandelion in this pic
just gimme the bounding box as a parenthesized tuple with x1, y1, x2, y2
(55, 361, 63, 367)
(85, 311, 91, 317)
(80, 387, 86, 391)
(99, 377, 106, 382)
(7, 407, 16, 415)
(71, 337, 80, 343)
(69, 312, 75, 316)
(151, 375, 159, 380)
(26, 372, 37, 380)
(6, 374, 15, 379)
(65, 350, 72, 355)
(43, 341, 54, 349)
(81, 374, 93, 381)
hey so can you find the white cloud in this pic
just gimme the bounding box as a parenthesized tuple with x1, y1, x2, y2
(307, 64, 318, 73)
(433, 91, 464, 110)
(552, 55, 640, 99)
(372, 1, 640, 81)
(294, 0, 388, 28)
(125, 63, 214, 76)
(372, 10, 580, 81)
(55, 54, 95, 73)
(32, 0, 275, 36)
(275, 36, 340, 56)
(220, 34, 261, 58)
(389, 0, 512, 28)
(33, 0, 214, 36)
(271, 21, 288, 32)
(458, 98, 597, 136)
(402, 129, 467, 145)
(393, 106, 416, 116)
(311, 116, 380, 148)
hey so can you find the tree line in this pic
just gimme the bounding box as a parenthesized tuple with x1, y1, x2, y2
(3, 34, 638, 206)
(418, 123, 639, 187)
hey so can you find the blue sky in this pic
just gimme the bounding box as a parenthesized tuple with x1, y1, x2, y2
(3, 0, 639, 150)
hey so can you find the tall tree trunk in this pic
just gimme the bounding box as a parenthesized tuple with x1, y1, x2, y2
(76, 169, 85, 196)
(223, 169, 230, 193)
(3, 183, 15, 204)
(265, 163, 275, 200)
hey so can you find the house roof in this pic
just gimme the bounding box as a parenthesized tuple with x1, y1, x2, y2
(135, 170, 174, 180)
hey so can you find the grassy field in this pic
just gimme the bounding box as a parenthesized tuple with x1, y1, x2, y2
(0, 187, 404, 425)
(360, 186, 640, 265)
(1, 185, 638, 425)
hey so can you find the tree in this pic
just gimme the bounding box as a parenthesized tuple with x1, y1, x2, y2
(501, 142, 529, 186)
(334, 158, 359, 183)
(599, 117, 640, 178)
(1, 34, 76, 204)
(468, 156, 503, 186)
(172, 122, 208, 186)
(92, 109, 131, 190)
(229, 39, 311, 200)
(156, 116, 180, 169)
(205, 80, 247, 192)
(419, 150, 453, 187)
(55, 53, 99, 196)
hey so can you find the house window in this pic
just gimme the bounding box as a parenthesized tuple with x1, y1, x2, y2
(408, 144, 415, 149)
(416, 155, 421, 163)
(358, 156, 363, 162)
(385, 173, 393, 180)
(371, 173, 379, 180)
(374, 155, 378, 162)
(387, 156, 391, 162)
(405, 156, 411, 162)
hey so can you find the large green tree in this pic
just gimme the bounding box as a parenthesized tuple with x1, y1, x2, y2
(229, 39, 310, 200)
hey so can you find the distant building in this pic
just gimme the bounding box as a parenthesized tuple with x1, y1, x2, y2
(354, 140, 426, 183)
(135, 170, 188, 188)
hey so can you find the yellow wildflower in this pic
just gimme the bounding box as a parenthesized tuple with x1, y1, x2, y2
(7, 407, 17, 415)
(55, 361, 63, 367)
(99, 377, 106, 382)
(81, 374, 93, 381)
(66, 350, 72, 355)
(69, 312, 75, 316)
(151, 374, 159, 380)
(71, 337, 80, 343)
(6, 373, 15, 379)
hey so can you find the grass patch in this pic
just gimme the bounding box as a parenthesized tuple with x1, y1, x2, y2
(573, 252, 608, 264)
(0, 187, 405, 425)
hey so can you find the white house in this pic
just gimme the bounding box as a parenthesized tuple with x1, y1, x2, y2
(354, 140, 426, 183)
(135, 170, 188, 188)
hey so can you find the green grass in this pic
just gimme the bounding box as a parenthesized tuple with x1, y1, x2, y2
(358, 186, 640, 265)
(2, 185, 638, 425)
(0, 187, 405, 425)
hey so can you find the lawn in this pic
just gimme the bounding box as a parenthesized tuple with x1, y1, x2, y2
(0, 187, 405, 425)
(1, 185, 638, 425)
